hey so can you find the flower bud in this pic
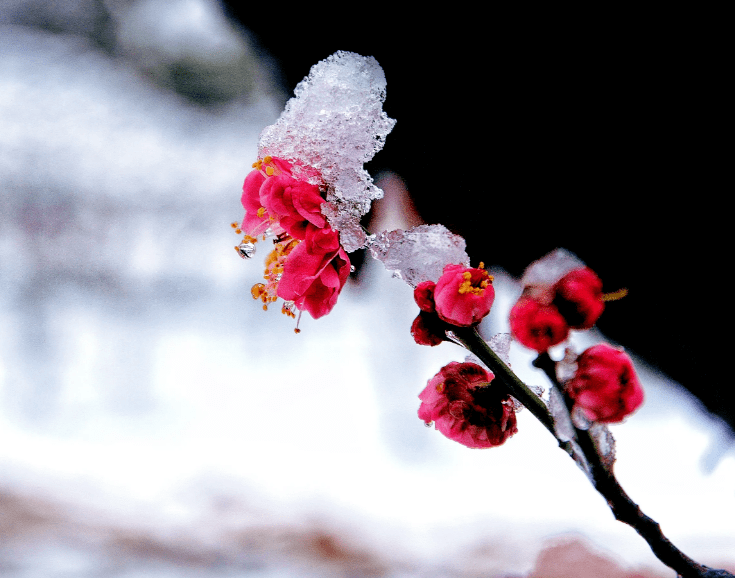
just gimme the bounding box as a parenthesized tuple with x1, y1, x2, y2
(410, 311, 445, 346)
(553, 267, 604, 330)
(567, 344, 644, 423)
(413, 280, 436, 313)
(509, 297, 569, 352)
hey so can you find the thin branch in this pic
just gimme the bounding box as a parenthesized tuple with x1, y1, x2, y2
(439, 324, 732, 576)
(532, 351, 733, 578)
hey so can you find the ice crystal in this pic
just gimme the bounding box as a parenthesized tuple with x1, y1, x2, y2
(555, 347, 579, 384)
(368, 224, 470, 287)
(487, 333, 512, 365)
(521, 248, 585, 288)
(590, 422, 617, 470)
(549, 386, 575, 443)
(257, 51, 395, 249)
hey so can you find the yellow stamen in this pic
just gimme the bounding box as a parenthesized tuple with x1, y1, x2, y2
(251, 283, 265, 300)
(257, 207, 267, 218)
(457, 270, 493, 296)
(602, 288, 629, 302)
(436, 382, 445, 393)
(265, 166, 274, 176)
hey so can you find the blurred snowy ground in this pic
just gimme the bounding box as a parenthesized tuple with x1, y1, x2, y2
(1, 2, 734, 577)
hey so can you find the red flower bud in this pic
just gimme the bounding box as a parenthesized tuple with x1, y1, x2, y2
(413, 280, 436, 313)
(553, 267, 604, 330)
(567, 344, 644, 423)
(410, 311, 445, 346)
(509, 297, 569, 352)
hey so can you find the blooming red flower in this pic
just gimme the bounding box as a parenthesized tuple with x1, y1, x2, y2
(259, 175, 327, 240)
(433, 264, 495, 327)
(277, 227, 351, 319)
(553, 267, 605, 330)
(240, 156, 327, 241)
(239, 156, 351, 322)
(566, 344, 644, 423)
(509, 297, 569, 352)
(418, 361, 518, 448)
(240, 168, 270, 237)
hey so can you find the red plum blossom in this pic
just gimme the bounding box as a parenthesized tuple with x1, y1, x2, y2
(433, 264, 495, 327)
(509, 297, 569, 352)
(567, 344, 644, 423)
(418, 361, 517, 448)
(553, 267, 605, 330)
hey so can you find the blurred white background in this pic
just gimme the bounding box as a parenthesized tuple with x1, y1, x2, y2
(1, 2, 734, 576)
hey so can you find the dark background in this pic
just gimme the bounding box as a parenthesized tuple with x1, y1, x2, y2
(220, 6, 731, 434)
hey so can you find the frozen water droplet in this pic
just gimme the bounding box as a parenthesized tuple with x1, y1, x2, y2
(350, 265, 356, 272)
(237, 242, 256, 259)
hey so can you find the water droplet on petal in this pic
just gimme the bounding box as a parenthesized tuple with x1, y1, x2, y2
(238, 242, 256, 259)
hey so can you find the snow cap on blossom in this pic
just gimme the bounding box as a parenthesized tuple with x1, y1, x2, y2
(369, 224, 470, 287)
(258, 51, 396, 252)
(419, 361, 518, 448)
(566, 344, 644, 423)
(235, 52, 395, 324)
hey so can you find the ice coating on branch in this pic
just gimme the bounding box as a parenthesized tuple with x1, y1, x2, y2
(556, 347, 579, 384)
(590, 422, 617, 470)
(521, 248, 585, 288)
(368, 224, 470, 287)
(487, 333, 512, 365)
(257, 51, 396, 251)
(549, 386, 575, 443)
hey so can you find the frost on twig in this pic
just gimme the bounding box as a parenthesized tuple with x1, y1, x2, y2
(487, 333, 512, 365)
(368, 224, 470, 287)
(549, 386, 592, 480)
(257, 51, 396, 252)
(589, 422, 617, 470)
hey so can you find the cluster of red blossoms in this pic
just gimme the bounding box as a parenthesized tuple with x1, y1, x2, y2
(411, 263, 518, 448)
(508, 264, 643, 424)
(411, 263, 495, 346)
(509, 267, 605, 352)
(237, 156, 350, 321)
(414, 260, 644, 449)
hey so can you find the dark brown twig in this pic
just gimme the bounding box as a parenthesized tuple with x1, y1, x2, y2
(450, 325, 732, 578)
